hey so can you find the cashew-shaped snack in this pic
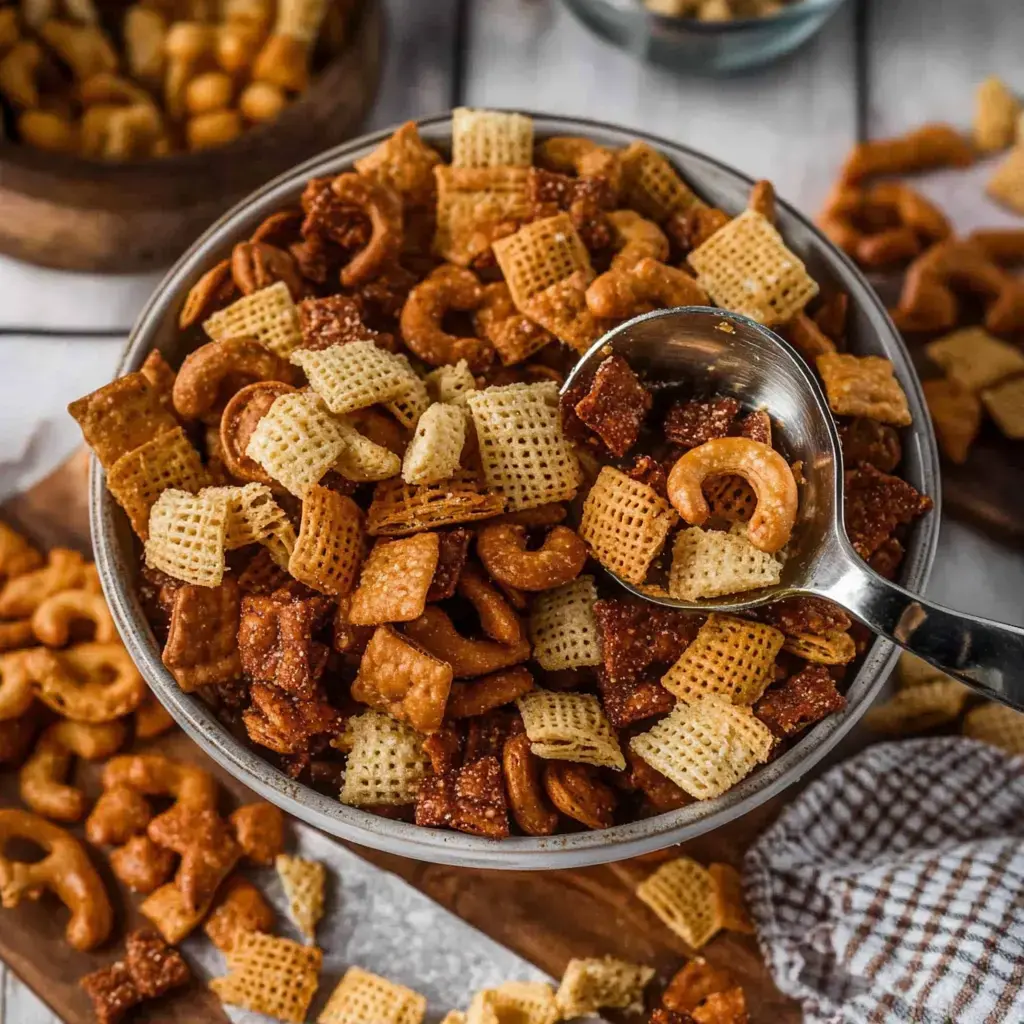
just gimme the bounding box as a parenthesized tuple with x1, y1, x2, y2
(0, 808, 113, 950)
(536, 136, 622, 195)
(666, 437, 798, 555)
(503, 732, 558, 836)
(476, 523, 587, 592)
(456, 564, 524, 646)
(330, 172, 403, 288)
(0, 650, 37, 721)
(86, 783, 154, 846)
(172, 336, 295, 422)
(586, 257, 708, 320)
(100, 753, 218, 813)
(31, 588, 117, 647)
(607, 210, 669, 272)
(30, 642, 145, 722)
(19, 719, 127, 821)
(0, 40, 44, 108)
(399, 264, 494, 372)
(403, 607, 531, 679)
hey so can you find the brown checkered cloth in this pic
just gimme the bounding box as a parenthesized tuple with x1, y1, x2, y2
(744, 738, 1024, 1024)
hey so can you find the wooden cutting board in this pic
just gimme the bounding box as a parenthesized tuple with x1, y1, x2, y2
(0, 453, 801, 1023)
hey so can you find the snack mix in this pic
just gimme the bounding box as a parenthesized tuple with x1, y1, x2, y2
(643, 0, 799, 20)
(0, 0, 358, 158)
(69, 108, 938, 846)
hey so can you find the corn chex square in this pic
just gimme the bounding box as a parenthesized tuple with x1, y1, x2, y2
(467, 382, 581, 511)
(366, 471, 506, 536)
(219, 483, 291, 549)
(529, 575, 603, 671)
(517, 689, 625, 769)
(384, 368, 432, 429)
(203, 281, 302, 358)
(669, 526, 782, 601)
(986, 144, 1024, 214)
(816, 353, 912, 426)
(452, 107, 534, 168)
(335, 419, 402, 482)
(427, 360, 477, 406)
(275, 853, 325, 942)
(466, 981, 558, 1024)
(963, 702, 1024, 756)
(782, 629, 856, 665)
(402, 403, 467, 485)
(620, 141, 704, 221)
(144, 487, 229, 587)
(289, 486, 364, 596)
(661, 612, 783, 705)
(579, 466, 677, 585)
(555, 956, 655, 1018)
(689, 209, 819, 326)
(635, 856, 722, 950)
(629, 697, 774, 800)
(340, 710, 432, 807)
(863, 680, 969, 735)
(245, 391, 349, 497)
(318, 966, 427, 1024)
(926, 327, 1024, 392)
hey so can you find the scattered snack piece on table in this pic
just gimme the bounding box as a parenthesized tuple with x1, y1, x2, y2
(963, 701, 1024, 755)
(555, 956, 655, 1018)
(318, 965, 427, 1024)
(276, 851, 326, 941)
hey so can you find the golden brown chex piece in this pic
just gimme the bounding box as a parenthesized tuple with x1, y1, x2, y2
(275, 852, 325, 941)
(781, 629, 856, 665)
(987, 145, 1024, 215)
(708, 862, 754, 934)
(467, 382, 581, 511)
(69, 372, 179, 469)
(620, 140, 703, 221)
(974, 76, 1021, 152)
(922, 378, 982, 464)
(144, 488, 230, 587)
(348, 534, 440, 625)
(630, 697, 774, 800)
(925, 327, 1024, 392)
(466, 981, 558, 1024)
(669, 526, 782, 601)
(220, 483, 292, 550)
(339, 710, 432, 807)
(635, 856, 722, 949)
(816, 352, 912, 426)
(579, 466, 677, 585)
(451, 107, 534, 168)
(383, 373, 432, 431)
(555, 956, 655, 1018)
(402, 403, 466, 485)
(366, 471, 506, 537)
(354, 120, 443, 208)
(962, 701, 1024, 755)
(210, 930, 321, 1023)
(203, 280, 302, 358)
(319, 966, 427, 1024)
(434, 166, 532, 267)
(662, 613, 783, 705)
(426, 360, 477, 406)
(981, 375, 1024, 439)
(517, 689, 625, 769)
(203, 875, 274, 952)
(863, 680, 969, 735)
(289, 485, 363, 596)
(106, 426, 211, 539)
(689, 209, 819, 326)
(528, 575, 602, 671)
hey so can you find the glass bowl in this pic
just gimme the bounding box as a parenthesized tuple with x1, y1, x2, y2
(559, 0, 850, 74)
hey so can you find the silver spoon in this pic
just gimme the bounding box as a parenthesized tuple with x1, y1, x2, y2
(562, 306, 1024, 711)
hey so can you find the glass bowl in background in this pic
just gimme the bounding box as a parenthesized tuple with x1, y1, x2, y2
(558, 0, 851, 74)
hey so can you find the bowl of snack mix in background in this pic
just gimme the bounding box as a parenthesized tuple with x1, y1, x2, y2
(84, 111, 940, 870)
(560, 0, 850, 74)
(0, 0, 381, 272)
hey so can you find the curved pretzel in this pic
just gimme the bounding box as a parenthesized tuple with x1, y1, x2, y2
(99, 754, 218, 812)
(666, 437, 798, 554)
(456, 564, 524, 645)
(586, 258, 708, 320)
(607, 210, 669, 272)
(542, 762, 616, 830)
(536, 136, 622, 195)
(31, 588, 117, 647)
(231, 241, 305, 300)
(0, 650, 37, 721)
(219, 380, 297, 483)
(403, 607, 531, 679)
(0, 808, 113, 950)
(330, 173, 403, 287)
(476, 523, 587, 592)
(503, 732, 558, 836)
(30, 643, 145, 722)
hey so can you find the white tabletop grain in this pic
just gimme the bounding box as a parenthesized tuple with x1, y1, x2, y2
(2, 0, 1023, 1019)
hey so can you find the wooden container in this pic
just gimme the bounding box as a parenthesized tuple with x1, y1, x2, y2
(0, 0, 383, 273)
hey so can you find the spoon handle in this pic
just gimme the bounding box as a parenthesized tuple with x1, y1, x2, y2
(821, 559, 1024, 711)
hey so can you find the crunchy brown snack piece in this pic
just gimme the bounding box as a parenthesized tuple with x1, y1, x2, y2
(109, 835, 175, 893)
(502, 731, 558, 836)
(415, 754, 510, 838)
(844, 463, 933, 559)
(598, 667, 675, 728)
(0, 548, 95, 619)
(838, 417, 902, 473)
(475, 281, 555, 366)
(85, 783, 153, 846)
(367, 472, 506, 537)
(349, 533, 440, 625)
(623, 750, 690, 813)
(817, 353, 911, 427)
(230, 802, 286, 865)
(447, 666, 535, 718)
(162, 579, 242, 692)
(839, 123, 974, 183)
(0, 522, 43, 581)
(573, 354, 652, 457)
(762, 596, 850, 636)
(663, 958, 736, 1014)
(404, 606, 531, 679)
(754, 665, 846, 738)
(922, 378, 982, 464)
(543, 761, 617, 830)
(594, 598, 700, 687)
(204, 875, 275, 952)
(426, 527, 472, 602)
(665, 397, 739, 449)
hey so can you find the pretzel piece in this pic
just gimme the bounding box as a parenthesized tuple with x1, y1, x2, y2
(404, 606, 531, 679)
(477, 522, 587, 592)
(31, 588, 116, 647)
(204, 875, 275, 952)
(31, 642, 145, 722)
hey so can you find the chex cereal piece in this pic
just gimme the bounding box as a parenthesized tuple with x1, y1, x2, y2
(441, 1014, 466, 1024)
(291, 340, 420, 415)
(220, 483, 291, 549)
(349, 534, 440, 624)
(816, 352, 912, 426)
(782, 629, 855, 664)
(319, 966, 427, 1024)
(517, 689, 625, 769)
(415, 754, 510, 838)
(144, 487, 229, 586)
(210, 930, 321, 1024)
(555, 956, 655, 1017)
(662, 613, 783, 706)
(635, 856, 722, 949)
(922, 378, 982, 464)
(106, 426, 211, 539)
(630, 697, 774, 800)
(529, 575, 602, 671)
(340, 710, 432, 806)
(981, 375, 1024, 439)
(688, 209, 819, 326)
(335, 419, 402, 482)
(669, 526, 782, 601)
(402, 403, 467, 485)
(384, 369, 432, 429)
(987, 145, 1024, 215)
(621, 141, 703, 221)
(275, 853, 325, 941)
(579, 466, 677, 585)
(434, 166, 532, 267)
(863, 680, 969, 735)
(427, 360, 477, 406)
(963, 702, 1024, 756)
(289, 485, 363, 595)
(926, 327, 1024, 392)
(467, 382, 581, 511)
(69, 372, 179, 469)
(574, 354, 652, 457)
(466, 981, 559, 1024)
(366, 471, 505, 536)
(245, 390, 349, 497)
(452, 107, 534, 168)
(204, 280, 302, 358)
(974, 76, 1020, 152)
(708, 862, 754, 934)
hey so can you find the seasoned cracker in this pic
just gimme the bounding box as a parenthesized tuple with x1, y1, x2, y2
(555, 956, 655, 1018)
(415, 754, 510, 838)
(528, 575, 603, 671)
(402, 403, 467, 485)
(144, 488, 230, 587)
(669, 526, 782, 601)
(635, 856, 722, 950)
(863, 680, 969, 735)
(816, 353, 912, 426)
(922, 378, 982, 464)
(466, 981, 559, 1024)
(962, 701, 1024, 756)
(289, 485, 364, 595)
(620, 141, 703, 221)
(517, 689, 625, 769)
(204, 280, 302, 358)
(275, 853, 326, 941)
(366, 471, 505, 536)
(925, 327, 1024, 392)
(981, 375, 1024, 439)
(349, 534, 441, 625)
(319, 966, 427, 1024)
(451, 107, 534, 168)
(340, 710, 432, 806)
(974, 76, 1021, 152)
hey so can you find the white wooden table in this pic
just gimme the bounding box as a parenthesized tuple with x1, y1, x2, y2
(3, 0, 1023, 1018)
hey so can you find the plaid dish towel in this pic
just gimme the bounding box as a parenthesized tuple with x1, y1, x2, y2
(744, 737, 1024, 1024)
